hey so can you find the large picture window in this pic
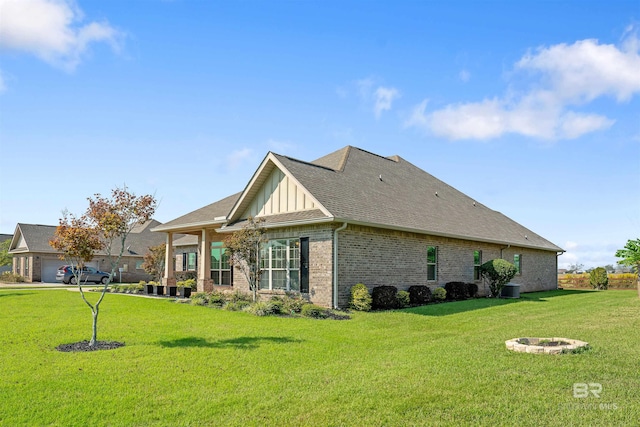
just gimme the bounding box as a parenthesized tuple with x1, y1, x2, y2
(211, 242, 231, 285)
(260, 239, 300, 291)
(427, 246, 438, 281)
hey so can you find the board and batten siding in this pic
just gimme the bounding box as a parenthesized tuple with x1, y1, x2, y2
(243, 168, 315, 217)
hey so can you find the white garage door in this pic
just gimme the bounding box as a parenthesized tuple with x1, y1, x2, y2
(41, 259, 64, 283)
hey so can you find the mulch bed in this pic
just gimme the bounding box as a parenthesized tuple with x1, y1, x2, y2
(56, 340, 125, 352)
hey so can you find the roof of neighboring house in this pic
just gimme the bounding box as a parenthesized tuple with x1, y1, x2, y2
(156, 146, 563, 252)
(8, 220, 167, 256)
(0, 234, 12, 242)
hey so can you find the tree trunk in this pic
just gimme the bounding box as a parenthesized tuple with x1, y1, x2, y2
(89, 309, 98, 347)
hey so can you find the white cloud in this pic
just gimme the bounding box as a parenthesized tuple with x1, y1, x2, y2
(356, 78, 400, 119)
(373, 86, 400, 119)
(0, 0, 123, 72)
(226, 148, 254, 170)
(459, 69, 470, 83)
(564, 241, 579, 250)
(405, 30, 640, 141)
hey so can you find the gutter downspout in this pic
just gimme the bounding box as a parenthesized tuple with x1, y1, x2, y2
(333, 222, 348, 309)
(500, 244, 511, 259)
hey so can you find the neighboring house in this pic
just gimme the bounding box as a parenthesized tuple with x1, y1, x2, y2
(0, 234, 13, 274)
(8, 220, 171, 283)
(153, 146, 564, 308)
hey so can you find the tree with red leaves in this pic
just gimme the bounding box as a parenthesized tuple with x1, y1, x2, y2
(50, 186, 156, 349)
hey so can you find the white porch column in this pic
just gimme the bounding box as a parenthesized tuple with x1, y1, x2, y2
(162, 232, 176, 287)
(198, 229, 212, 292)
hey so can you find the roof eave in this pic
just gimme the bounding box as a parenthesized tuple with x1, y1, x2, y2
(219, 216, 335, 233)
(151, 219, 227, 234)
(332, 218, 563, 253)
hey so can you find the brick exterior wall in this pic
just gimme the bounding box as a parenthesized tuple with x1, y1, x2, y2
(336, 224, 558, 308)
(223, 223, 558, 309)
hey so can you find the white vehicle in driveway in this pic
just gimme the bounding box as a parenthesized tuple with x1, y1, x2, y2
(56, 265, 111, 285)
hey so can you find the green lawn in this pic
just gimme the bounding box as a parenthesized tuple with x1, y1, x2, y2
(1, 289, 638, 426)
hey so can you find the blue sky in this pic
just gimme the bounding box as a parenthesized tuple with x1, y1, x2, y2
(1, 0, 638, 269)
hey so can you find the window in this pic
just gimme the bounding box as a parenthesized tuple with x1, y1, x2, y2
(514, 254, 522, 275)
(427, 246, 437, 281)
(474, 250, 482, 281)
(136, 260, 144, 270)
(211, 242, 231, 285)
(183, 252, 197, 271)
(15, 258, 21, 275)
(260, 239, 300, 291)
(24, 257, 29, 277)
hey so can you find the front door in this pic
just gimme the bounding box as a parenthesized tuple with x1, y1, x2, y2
(300, 237, 309, 293)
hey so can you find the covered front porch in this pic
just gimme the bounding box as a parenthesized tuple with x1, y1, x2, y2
(161, 225, 231, 293)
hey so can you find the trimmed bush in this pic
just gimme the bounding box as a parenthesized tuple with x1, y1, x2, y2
(467, 283, 479, 298)
(371, 285, 398, 310)
(480, 259, 517, 298)
(433, 287, 446, 302)
(408, 285, 432, 305)
(350, 283, 372, 311)
(301, 304, 328, 318)
(396, 290, 410, 308)
(444, 282, 468, 301)
(589, 267, 609, 290)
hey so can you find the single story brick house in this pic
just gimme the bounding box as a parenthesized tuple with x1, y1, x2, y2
(153, 146, 564, 308)
(8, 220, 174, 283)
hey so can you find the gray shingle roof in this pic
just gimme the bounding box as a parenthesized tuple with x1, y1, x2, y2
(10, 220, 167, 256)
(152, 192, 241, 232)
(276, 146, 562, 252)
(158, 146, 562, 252)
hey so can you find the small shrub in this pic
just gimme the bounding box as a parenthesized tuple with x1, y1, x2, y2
(301, 304, 328, 318)
(350, 283, 372, 311)
(267, 297, 284, 315)
(444, 282, 468, 301)
(191, 293, 208, 306)
(224, 301, 251, 311)
(408, 285, 432, 305)
(207, 291, 226, 307)
(396, 290, 410, 308)
(228, 290, 252, 303)
(433, 287, 446, 302)
(589, 267, 609, 290)
(177, 278, 197, 290)
(245, 301, 276, 316)
(0, 272, 25, 283)
(282, 294, 307, 314)
(467, 283, 479, 298)
(371, 285, 398, 310)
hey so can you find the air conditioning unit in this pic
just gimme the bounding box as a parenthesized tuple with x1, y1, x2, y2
(501, 283, 520, 298)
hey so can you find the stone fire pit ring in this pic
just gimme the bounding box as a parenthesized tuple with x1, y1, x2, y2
(505, 337, 589, 354)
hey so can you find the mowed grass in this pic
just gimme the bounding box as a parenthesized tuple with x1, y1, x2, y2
(1, 289, 639, 426)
